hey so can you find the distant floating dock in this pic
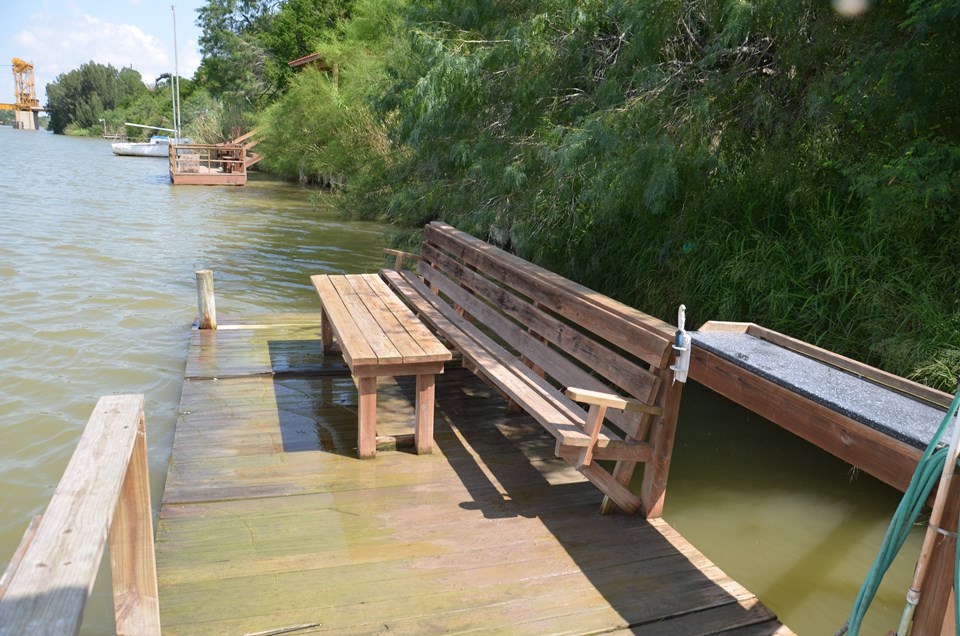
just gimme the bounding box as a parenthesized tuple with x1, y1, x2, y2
(169, 131, 262, 187)
(154, 314, 792, 634)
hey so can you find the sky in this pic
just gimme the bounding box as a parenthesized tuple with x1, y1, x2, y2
(1, 0, 207, 105)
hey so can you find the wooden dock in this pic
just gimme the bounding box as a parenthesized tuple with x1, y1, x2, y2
(690, 322, 953, 494)
(155, 314, 793, 635)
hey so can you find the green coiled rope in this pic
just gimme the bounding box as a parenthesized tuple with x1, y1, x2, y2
(840, 387, 960, 635)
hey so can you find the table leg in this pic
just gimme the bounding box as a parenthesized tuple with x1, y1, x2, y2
(320, 306, 333, 354)
(415, 374, 436, 455)
(357, 376, 377, 458)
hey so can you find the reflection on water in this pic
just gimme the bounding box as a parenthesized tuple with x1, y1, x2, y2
(0, 128, 386, 633)
(0, 128, 927, 635)
(666, 382, 923, 634)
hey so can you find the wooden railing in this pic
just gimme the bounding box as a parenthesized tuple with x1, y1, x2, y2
(0, 395, 160, 635)
(169, 143, 246, 176)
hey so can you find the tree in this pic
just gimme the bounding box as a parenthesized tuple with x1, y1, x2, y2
(195, 0, 278, 105)
(342, 0, 960, 389)
(45, 62, 148, 134)
(254, 0, 399, 202)
(261, 0, 354, 91)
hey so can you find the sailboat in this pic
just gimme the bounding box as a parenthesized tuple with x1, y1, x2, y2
(112, 7, 188, 158)
(111, 125, 190, 157)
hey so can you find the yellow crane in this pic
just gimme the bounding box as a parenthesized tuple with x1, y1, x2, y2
(1, 58, 42, 130)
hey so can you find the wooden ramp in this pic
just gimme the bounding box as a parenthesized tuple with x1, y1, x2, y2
(156, 314, 793, 635)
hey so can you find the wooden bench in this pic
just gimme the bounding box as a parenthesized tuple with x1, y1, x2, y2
(381, 222, 684, 516)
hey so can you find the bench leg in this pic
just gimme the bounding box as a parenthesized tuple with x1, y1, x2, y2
(321, 307, 333, 354)
(599, 461, 638, 515)
(357, 376, 377, 458)
(415, 374, 436, 455)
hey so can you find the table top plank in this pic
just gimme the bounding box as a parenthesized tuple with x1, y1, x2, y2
(312, 273, 451, 371)
(310, 275, 378, 367)
(329, 276, 404, 365)
(367, 274, 452, 361)
(348, 274, 427, 362)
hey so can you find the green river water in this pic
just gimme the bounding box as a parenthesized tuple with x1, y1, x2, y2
(0, 126, 928, 634)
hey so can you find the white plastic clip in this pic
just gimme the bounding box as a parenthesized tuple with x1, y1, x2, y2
(669, 304, 691, 384)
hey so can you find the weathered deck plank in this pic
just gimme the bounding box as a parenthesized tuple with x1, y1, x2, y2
(156, 314, 792, 635)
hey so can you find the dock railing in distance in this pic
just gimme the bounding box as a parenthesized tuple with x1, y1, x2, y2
(0, 394, 160, 636)
(170, 143, 245, 176)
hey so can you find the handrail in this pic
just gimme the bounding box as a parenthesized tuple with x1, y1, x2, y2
(0, 395, 160, 635)
(170, 144, 246, 176)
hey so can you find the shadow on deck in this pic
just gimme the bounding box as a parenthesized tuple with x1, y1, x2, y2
(156, 314, 791, 635)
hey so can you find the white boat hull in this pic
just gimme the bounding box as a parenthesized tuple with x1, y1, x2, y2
(112, 136, 190, 158)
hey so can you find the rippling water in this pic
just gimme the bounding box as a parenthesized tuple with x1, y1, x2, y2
(0, 127, 930, 635)
(0, 128, 386, 632)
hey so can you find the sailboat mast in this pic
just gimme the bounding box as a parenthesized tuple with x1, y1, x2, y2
(172, 4, 182, 140)
(168, 74, 176, 137)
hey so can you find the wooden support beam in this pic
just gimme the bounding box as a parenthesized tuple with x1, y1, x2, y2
(109, 409, 161, 634)
(638, 368, 685, 518)
(415, 374, 436, 455)
(913, 476, 960, 635)
(556, 441, 651, 464)
(577, 403, 608, 467)
(357, 376, 378, 459)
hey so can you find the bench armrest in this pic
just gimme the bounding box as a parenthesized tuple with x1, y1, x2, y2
(564, 387, 662, 416)
(563, 387, 662, 468)
(383, 249, 421, 271)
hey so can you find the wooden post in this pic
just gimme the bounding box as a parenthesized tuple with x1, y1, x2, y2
(320, 306, 334, 354)
(637, 370, 685, 518)
(195, 269, 217, 330)
(357, 376, 377, 459)
(109, 410, 161, 634)
(415, 374, 436, 455)
(577, 403, 607, 468)
(912, 476, 960, 635)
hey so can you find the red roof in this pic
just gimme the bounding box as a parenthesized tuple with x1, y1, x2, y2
(288, 52, 331, 69)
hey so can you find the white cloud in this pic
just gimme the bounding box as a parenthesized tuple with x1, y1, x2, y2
(13, 9, 199, 104)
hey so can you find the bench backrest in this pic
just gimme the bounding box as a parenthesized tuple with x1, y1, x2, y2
(416, 222, 676, 422)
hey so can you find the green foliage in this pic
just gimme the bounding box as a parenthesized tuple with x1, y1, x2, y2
(45, 0, 960, 388)
(195, 0, 353, 112)
(261, 0, 355, 92)
(187, 0, 355, 159)
(255, 0, 402, 213)
(46, 62, 149, 134)
(330, 0, 960, 389)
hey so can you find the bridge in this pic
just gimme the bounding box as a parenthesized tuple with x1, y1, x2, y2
(0, 58, 43, 130)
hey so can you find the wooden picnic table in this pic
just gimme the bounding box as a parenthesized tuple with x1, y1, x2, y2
(310, 273, 452, 458)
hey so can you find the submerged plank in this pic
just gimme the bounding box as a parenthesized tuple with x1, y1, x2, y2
(157, 313, 793, 635)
